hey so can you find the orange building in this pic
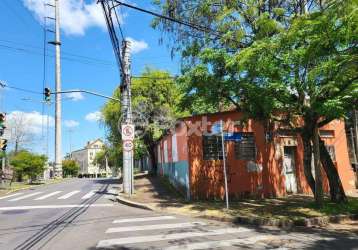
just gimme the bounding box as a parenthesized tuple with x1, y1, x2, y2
(155, 111, 356, 200)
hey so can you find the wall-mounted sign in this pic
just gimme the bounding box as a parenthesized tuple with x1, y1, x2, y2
(224, 132, 242, 141)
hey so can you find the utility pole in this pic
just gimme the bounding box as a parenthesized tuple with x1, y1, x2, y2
(121, 40, 134, 195)
(54, 0, 62, 178)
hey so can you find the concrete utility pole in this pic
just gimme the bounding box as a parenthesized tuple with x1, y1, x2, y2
(54, 0, 62, 178)
(121, 40, 134, 195)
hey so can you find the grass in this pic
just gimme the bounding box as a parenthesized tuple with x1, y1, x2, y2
(165, 196, 358, 221)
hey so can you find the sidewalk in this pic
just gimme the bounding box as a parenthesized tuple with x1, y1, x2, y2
(118, 175, 358, 230)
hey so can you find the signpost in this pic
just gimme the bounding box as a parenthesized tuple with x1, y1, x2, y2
(220, 120, 230, 209)
(121, 123, 134, 195)
(213, 122, 243, 210)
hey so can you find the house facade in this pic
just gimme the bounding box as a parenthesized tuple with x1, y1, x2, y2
(155, 111, 356, 200)
(71, 139, 112, 178)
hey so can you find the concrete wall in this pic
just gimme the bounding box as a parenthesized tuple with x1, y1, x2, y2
(157, 123, 190, 199)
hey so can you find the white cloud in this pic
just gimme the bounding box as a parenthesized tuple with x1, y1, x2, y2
(65, 91, 84, 101)
(126, 37, 149, 54)
(85, 111, 102, 122)
(23, 0, 121, 36)
(64, 120, 79, 128)
(6, 111, 54, 135)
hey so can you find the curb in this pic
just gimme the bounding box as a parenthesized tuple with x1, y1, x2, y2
(116, 195, 154, 211)
(115, 196, 357, 229)
(197, 213, 358, 229)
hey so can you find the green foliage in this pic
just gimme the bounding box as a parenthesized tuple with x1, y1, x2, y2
(155, 0, 357, 126)
(62, 159, 80, 177)
(102, 68, 187, 163)
(10, 150, 47, 182)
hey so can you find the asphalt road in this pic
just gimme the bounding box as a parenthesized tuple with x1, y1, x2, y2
(0, 178, 357, 250)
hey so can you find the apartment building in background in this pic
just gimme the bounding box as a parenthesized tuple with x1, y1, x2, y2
(71, 139, 112, 178)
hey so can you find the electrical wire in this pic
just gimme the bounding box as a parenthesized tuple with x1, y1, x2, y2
(0, 81, 43, 95)
(113, 0, 222, 37)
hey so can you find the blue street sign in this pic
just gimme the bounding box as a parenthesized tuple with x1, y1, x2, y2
(210, 122, 222, 135)
(224, 132, 242, 141)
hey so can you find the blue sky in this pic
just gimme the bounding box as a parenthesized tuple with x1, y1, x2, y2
(0, 0, 180, 160)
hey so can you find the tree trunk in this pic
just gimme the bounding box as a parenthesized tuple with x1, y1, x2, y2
(148, 146, 157, 175)
(319, 137, 348, 203)
(301, 133, 316, 194)
(313, 125, 324, 206)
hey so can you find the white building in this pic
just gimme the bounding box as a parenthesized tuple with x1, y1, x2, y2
(71, 139, 112, 178)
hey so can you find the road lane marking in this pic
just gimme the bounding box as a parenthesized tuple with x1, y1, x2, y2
(9, 192, 43, 201)
(34, 191, 62, 200)
(112, 216, 176, 224)
(81, 190, 98, 199)
(96, 228, 252, 248)
(164, 235, 275, 250)
(0, 204, 114, 210)
(106, 222, 206, 233)
(57, 190, 80, 199)
(0, 193, 23, 200)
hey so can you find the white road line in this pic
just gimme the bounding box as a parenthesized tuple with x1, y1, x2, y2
(164, 235, 274, 250)
(34, 191, 62, 200)
(106, 222, 206, 233)
(9, 192, 43, 201)
(96, 228, 252, 248)
(81, 190, 98, 199)
(0, 193, 23, 200)
(112, 216, 176, 224)
(57, 190, 80, 200)
(0, 204, 114, 211)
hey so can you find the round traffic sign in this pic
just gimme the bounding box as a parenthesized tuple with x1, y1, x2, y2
(123, 140, 134, 151)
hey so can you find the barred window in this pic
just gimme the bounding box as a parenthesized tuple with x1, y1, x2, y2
(326, 145, 336, 162)
(203, 135, 223, 160)
(234, 133, 256, 160)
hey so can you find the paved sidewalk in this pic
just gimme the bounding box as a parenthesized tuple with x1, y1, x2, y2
(119, 175, 358, 231)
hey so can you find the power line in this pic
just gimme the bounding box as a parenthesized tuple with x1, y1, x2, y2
(0, 39, 114, 65)
(0, 43, 117, 68)
(0, 81, 43, 95)
(112, 1, 222, 37)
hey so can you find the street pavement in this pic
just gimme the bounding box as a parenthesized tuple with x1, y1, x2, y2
(0, 178, 357, 250)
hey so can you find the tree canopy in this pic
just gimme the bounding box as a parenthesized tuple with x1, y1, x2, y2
(10, 150, 47, 182)
(62, 159, 80, 177)
(102, 68, 187, 170)
(153, 0, 357, 203)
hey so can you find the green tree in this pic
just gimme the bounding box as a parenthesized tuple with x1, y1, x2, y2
(62, 159, 80, 177)
(102, 68, 187, 172)
(153, 0, 357, 203)
(10, 150, 47, 183)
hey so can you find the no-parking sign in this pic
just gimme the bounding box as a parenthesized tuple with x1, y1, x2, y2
(121, 124, 135, 141)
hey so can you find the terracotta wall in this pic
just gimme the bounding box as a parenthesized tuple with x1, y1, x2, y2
(181, 111, 356, 200)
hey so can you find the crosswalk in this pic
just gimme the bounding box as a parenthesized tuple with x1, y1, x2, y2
(0, 190, 110, 202)
(95, 215, 289, 249)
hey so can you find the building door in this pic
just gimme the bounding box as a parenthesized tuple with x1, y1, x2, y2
(283, 146, 298, 194)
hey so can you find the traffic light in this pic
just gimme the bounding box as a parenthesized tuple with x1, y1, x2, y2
(0, 113, 5, 136)
(44, 87, 51, 102)
(0, 139, 7, 151)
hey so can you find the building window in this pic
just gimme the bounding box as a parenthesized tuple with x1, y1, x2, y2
(326, 145, 336, 162)
(234, 132, 256, 160)
(203, 135, 223, 160)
